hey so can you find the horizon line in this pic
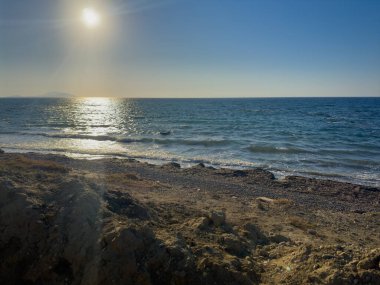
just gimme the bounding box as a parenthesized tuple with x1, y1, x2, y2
(1, 95, 379, 99)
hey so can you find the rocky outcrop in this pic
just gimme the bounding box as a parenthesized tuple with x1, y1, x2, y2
(0, 171, 263, 284)
(0, 154, 379, 285)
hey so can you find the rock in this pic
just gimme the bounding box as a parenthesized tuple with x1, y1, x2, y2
(163, 162, 181, 168)
(169, 162, 181, 168)
(189, 217, 210, 230)
(232, 170, 248, 177)
(124, 173, 140, 180)
(2, 152, 379, 285)
(104, 190, 150, 219)
(256, 200, 268, 211)
(241, 223, 268, 245)
(251, 168, 275, 180)
(258, 248, 269, 257)
(220, 234, 247, 257)
(357, 257, 379, 270)
(357, 249, 380, 270)
(256, 197, 275, 203)
(268, 234, 290, 244)
(337, 251, 350, 260)
(335, 245, 344, 251)
(0, 148, 4, 154)
(353, 209, 366, 214)
(307, 229, 317, 235)
(209, 211, 226, 227)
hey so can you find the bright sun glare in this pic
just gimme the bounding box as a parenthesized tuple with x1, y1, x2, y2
(81, 8, 100, 28)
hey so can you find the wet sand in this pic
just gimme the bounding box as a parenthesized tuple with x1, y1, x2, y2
(0, 152, 379, 284)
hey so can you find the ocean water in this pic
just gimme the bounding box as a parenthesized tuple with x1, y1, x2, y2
(0, 97, 379, 186)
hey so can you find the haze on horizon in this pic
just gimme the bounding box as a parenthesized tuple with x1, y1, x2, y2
(1, 0, 380, 98)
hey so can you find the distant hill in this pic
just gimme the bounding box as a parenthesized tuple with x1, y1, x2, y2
(0, 92, 75, 98)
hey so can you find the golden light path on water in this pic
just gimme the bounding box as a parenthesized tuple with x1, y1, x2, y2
(56, 98, 184, 163)
(54, 98, 196, 163)
(59, 98, 126, 157)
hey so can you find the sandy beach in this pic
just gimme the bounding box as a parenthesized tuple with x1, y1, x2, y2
(0, 151, 379, 284)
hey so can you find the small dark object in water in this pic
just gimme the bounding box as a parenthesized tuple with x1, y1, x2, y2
(160, 131, 171, 136)
(0, 148, 4, 154)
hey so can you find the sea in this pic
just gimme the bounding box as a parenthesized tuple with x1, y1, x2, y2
(0, 97, 379, 187)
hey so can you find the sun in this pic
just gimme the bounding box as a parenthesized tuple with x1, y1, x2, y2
(81, 8, 101, 28)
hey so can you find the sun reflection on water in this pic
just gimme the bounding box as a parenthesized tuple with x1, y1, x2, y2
(55, 97, 131, 155)
(73, 97, 123, 135)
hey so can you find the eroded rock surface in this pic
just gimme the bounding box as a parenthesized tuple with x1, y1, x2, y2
(0, 153, 379, 284)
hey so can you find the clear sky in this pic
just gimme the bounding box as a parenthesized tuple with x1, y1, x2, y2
(1, 0, 380, 98)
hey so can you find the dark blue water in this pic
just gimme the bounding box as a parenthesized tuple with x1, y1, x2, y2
(0, 97, 379, 186)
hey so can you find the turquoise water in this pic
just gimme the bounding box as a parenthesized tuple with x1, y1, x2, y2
(0, 97, 379, 186)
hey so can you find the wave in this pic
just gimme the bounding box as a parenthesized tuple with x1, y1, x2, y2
(314, 148, 380, 156)
(3, 131, 234, 147)
(0, 131, 19, 135)
(44, 133, 234, 147)
(41, 133, 116, 141)
(1, 131, 124, 142)
(247, 144, 380, 156)
(117, 137, 234, 147)
(247, 145, 312, 154)
(1, 145, 240, 168)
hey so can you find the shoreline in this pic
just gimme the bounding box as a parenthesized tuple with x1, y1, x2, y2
(0, 151, 379, 284)
(1, 151, 380, 212)
(2, 148, 379, 188)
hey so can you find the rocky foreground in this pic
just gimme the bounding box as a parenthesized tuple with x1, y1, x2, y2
(0, 152, 379, 285)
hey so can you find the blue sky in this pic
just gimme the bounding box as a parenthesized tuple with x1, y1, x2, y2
(1, 0, 379, 97)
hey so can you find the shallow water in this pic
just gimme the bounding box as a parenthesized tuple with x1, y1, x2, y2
(0, 97, 379, 186)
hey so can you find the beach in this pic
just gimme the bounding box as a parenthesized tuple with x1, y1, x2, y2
(0, 151, 379, 284)
(2, 0, 380, 284)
